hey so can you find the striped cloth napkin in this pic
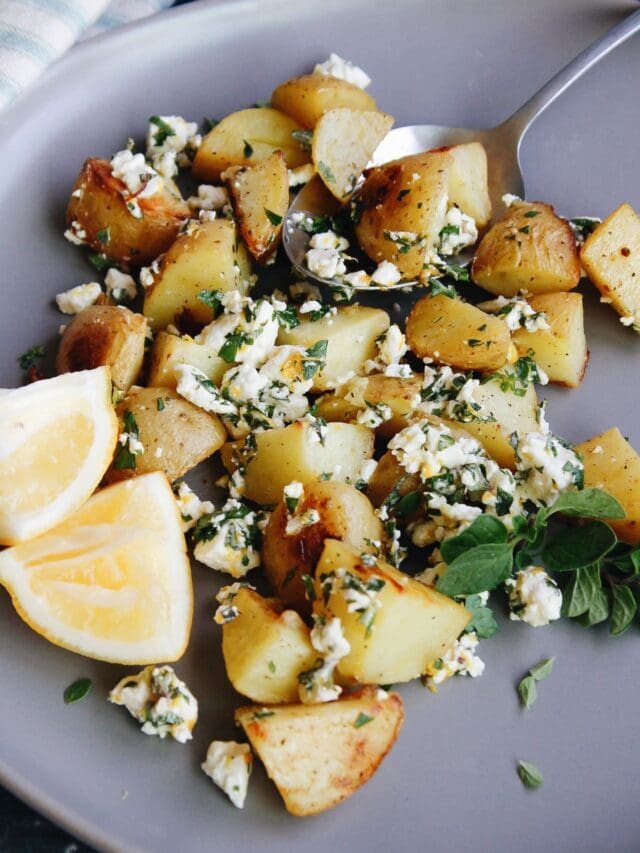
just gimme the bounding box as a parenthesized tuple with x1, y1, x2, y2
(0, 0, 174, 111)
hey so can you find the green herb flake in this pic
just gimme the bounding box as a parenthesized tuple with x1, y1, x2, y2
(524, 210, 540, 218)
(64, 677, 92, 705)
(518, 225, 530, 234)
(252, 709, 275, 720)
(354, 712, 374, 729)
(18, 344, 45, 370)
(301, 574, 316, 601)
(268, 660, 276, 674)
(292, 129, 313, 151)
(243, 139, 254, 158)
(264, 208, 283, 227)
(149, 115, 176, 146)
(113, 409, 140, 471)
(529, 658, 555, 681)
(317, 161, 336, 184)
(517, 675, 537, 709)
(517, 760, 544, 789)
(156, 397, 165, 412)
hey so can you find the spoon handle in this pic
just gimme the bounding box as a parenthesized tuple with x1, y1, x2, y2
(502, 6, 640, 141)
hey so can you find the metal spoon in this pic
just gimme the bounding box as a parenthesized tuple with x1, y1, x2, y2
(283, 7, 640, 292)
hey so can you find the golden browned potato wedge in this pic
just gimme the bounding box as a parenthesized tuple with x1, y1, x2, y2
(577, 428, 640, 544)
(454, 380, 540, 469)
(271, 74, 377, 129)
(354, 150, 452, 278)
(444, 141, 491, 226)
(142, 218, 253, 331)
(313, 540, 470, 683)
(221, 421, 374, 506)
(277, 305, 390, 391)
(406, 294, 512, 371)
(366, 449, 421, 509)
(262, 481, 383, 615)
(510, 293, 587, 387)
(222, 588, 316, 704)
(471, 200, 581, 296)
(581, 203, 640, 329)
(224, 151, 289, 263)
(312, 108, 394, 201)
(192, 108, 310, 182)
(147, 331, 228, 389)
(104, 386, 226, 484)
(66, 158, 189, 267)
(236, 686, 403, 816)
(56, 305, 147, 392)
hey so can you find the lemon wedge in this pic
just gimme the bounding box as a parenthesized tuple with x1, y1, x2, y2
(0, 367, 118, 545)
(0, 472, 193, 663)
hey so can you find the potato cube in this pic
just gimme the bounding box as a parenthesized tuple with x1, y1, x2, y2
(224, 151, 289, 263)
(147, 332, 228, 389)
(366, 449, 421, 509)
(511, 292, 587, 387)
(142, 218, 253, 331)
(277, 305, 390, 391)
(581, 203, 640, 330)
(576, 428, 640, 544)
(471, 201, 581, 296)
(192, 108, 310, 182)
(221, 421, 374, 506)
(222, 588, 316, 704)
(406, 294, 511, 371)
(263, 481, 383, 615)
(271, 74, 378, 129)
(236, 686, 403, 815)
(313, 540, 470, 683)
(56, 305, 147, 392)
(444, 141, 491, 227)
(312, 108, 394, 201)
(104, 386, 226, 484)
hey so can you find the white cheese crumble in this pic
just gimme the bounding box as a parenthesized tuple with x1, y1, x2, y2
(285, 507, 320, 536)
(118, 430, 144, 456)
(313, 53, 371, 89)
(139, 259, 160, 289)
(193, 499, 264, 578)
(214, 582, 254, 624)
(425, 631, 485, 690)
(305, 247, 347, 279)
(515, 432, 583, 504)
(174, 482, 214, 532)
(105, 268, 137, 303)
(201, 741, 252, 809)
(175, 364, 237, 416)
(288, 163, 316, 187)
(343, 269, 371, 288)
(110, 148, 161, 197)
(109, 665, 198, 743)
(371, 260, 402, 287)
(506, 566, 562, 627)
(187, 184, 229, 212)
(64, 220, 87, 246)
(502, 193, 522, 207)
(55, 282, 102, 314)
(146, 115, 201, 178)
(197, 298, 279, 367)
(438, 206, 478, 256)
(298, 615, 351, 704)
(357, 401, 393, 429)
(480, 295, 550, 332)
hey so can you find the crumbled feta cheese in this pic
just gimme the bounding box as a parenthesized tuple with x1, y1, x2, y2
(139, 259, 160, 289)
(55, 282, 102, 314)
(299, 299, 323, 315)
(357, 401, 393, 429)
(313, 53, 371, 89)
(175, 364, 237, 416)
(202, 741, 252, 809)
(306, 247, 347, 279)
(285, 507, 320, 536)
(506, 566, 562, 627)
(64, 220, 87, 246)
(288, 163, 316, 187)
(146, 115, 201, 178)
(343, 269, 371, 288)
(481, 295, 550, 332)
(105, 268, 137, 303)
(425, 632, 485, 689)
(110, 148, 160, 197)
(438, 206, 478, 256)
(118, 431, 144, 456)
(109, 665, 198, 743)
(174, 482, 214, 532)
(515, 432, 583, 504)
(310, 231, 349, 252)
(197, 298, 279, 367)
(502, 193, 521, 207)
(371, 260, 402, 287)
(214, 582, 254, 624)
(620, 315, 635, 327)
(187, 184, 229, 212)
(298, 615, 351, 704)
(193, 499, 264, 578)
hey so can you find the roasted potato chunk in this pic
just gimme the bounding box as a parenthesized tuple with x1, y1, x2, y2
(66, 158, 189, 267)
(511, 293, 587, 387)
(277, 305, 390, 391)
(444, 141, 491, 226)
(471, 200, 581, 296)
(142, 218, 253, 331)
(224, 151, 289, 263)
(236, 686, 403, 816)
(581, 203, 640, 329)
(366, 449, 421, 509)
(312, 108, 394, 201)
(354, 151, 452, 278)
(263, 481, 383, 615)
(104, 386, 226, 484)
(577, 428, 640, 544)
(147, 332, 228, 389)
(56, 305, 146, 392)
(222, 588, 316, 704)
(271, 74, 377, 129)
(314, 540, 470, 684)
(221, 421, 374, 506)
(192, 108, 309, 182)
(406, 294, 511, 371)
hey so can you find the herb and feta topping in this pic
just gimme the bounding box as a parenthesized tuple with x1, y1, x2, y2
(64, 220, 87, 246)
(356, 400, 393, 429)
(506, 567, 562, 627)
(146, 115, 201, 179)
(480, 295, 550, 332)
(104, 268, 137, 303)
(371, 260, 402, 287)
(298, 615, 351, 704)
(192, 499, 266, 578)
(437, 206, 478, 256)
(419, 361, 492, 423)
(425, 631, 485, 690)
(201, 741, 252, 809)
(55, 282, 102, 314)
(482, 355, 549, 397)
(187, 184, 229, 213)
(213, 582, 254, 624)
(109, 665, 198, 743)
(196, 297, 280, 367)
(318, 566, 386, 634)
(514, 432, 583, 504)
(313, 53, 371, 89)
(110, 148, 162, 199)
(174, 364, 237, 416)
(174, 482, 214, 532)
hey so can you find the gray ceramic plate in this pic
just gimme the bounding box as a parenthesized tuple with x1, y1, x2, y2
(1, 0, 640, 850)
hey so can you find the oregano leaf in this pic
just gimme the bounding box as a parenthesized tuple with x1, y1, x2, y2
(542, 521, 617, 572)
(561, 564, 601, 618)
(610, 585, 636, 636)
(547, 488, 625, 520)
(436, 543, 514, 597)
(440, 516, 508, 564)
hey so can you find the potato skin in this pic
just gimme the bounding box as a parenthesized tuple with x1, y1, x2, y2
(271, 74, 378, 129)
(471, 200, 581, 296)
(263, 481, 383, 616)
(66, 158, 189, 267)
(104, 386, 226, 484)
(56, 305, 147, 392)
